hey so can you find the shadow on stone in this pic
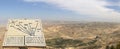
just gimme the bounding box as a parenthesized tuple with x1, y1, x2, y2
(19, 47, 28, 49)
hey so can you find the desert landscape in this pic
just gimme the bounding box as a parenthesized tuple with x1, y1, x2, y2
(0, 21, 120, 49)
(0, 0, 120, 49)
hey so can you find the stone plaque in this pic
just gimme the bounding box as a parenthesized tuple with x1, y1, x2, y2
(25, 36, 46, 46)
(3, 19, 46, 47)
(3, 36, 24, 46)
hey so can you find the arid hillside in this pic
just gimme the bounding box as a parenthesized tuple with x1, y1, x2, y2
(0, 21, 120, 49)
(43, 22, 120, 39)
(43, 22, 120, 49)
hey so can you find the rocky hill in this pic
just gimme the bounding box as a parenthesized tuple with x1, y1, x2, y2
(43, 22, 120, 49)
(0, 21, 120, 49)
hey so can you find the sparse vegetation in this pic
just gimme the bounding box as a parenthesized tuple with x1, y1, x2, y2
(116, 42, 120, 49)
(105, 42, 120, 49)
(46, 37, 99, 49)
(46, 37, 83, 48)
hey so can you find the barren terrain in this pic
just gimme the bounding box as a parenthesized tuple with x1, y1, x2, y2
(0, 21, 120, 49)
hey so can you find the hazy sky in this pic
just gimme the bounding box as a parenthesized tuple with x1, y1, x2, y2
(0, 0, 120, 24)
